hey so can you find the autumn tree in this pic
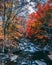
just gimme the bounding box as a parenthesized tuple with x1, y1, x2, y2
(26, 0, 52, 46)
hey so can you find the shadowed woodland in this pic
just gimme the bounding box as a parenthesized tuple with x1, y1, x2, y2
(0, 0, 52, 65)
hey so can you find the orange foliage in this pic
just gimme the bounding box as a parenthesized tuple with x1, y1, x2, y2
(48, 24, 52, 27)
(17, 16, 22, 22)
(5, 3, 11, 8)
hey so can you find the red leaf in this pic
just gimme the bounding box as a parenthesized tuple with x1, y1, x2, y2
(44, 3, 50, 11)
(36, 3, 42, 10)
(34, 12, 40, 19)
